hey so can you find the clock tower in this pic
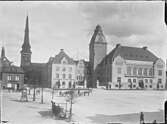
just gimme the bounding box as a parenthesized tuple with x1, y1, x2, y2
(20, 16, 32, 67)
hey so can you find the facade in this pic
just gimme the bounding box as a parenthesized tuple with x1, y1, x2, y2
(89, 25, 107, 87)
(75, 60, 86, 85)
(51, 49, 76, 88)
(50, 49, 88, 88)
(0, 47, 24, 90)
(95, 44, 165, 90)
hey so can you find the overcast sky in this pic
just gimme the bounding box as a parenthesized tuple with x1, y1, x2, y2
(0, 1, 166, 66)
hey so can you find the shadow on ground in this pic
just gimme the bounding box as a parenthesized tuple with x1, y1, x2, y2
(10, 99, 28, 103)
(38, 110, 53, 118)
(87, 110, 164, 124)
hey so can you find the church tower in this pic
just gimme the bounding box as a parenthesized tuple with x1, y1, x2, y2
(1, 46, 5, 58)
(89, 25, 107, 87)
(20, 16, 32, 67)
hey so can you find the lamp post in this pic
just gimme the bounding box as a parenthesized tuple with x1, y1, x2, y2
(33, 84, 36, 101)
(0, 81, 2, 123)
(41, 83, 43, 104)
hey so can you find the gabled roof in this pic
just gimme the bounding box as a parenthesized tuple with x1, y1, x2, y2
(53, 49, 75, 64)
(99, 44, 158, 66)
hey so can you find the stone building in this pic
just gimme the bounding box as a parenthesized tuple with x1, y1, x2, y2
(49, 49, 89, 88)
(0, 47, 24, 90)
(89, 25, 165, 89)
(89, 25, 107, 87)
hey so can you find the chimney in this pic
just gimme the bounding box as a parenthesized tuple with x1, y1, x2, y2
(142, 46, 147, 50)
(60, 49, 64, 52)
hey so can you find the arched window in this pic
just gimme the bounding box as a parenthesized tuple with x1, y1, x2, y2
(138, 68, 142, 76)
(149, 68, 153, 76)
(127, 67, 131, 75)
(133, 67, 137, 75)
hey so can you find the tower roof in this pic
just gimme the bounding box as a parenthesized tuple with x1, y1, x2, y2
(90, 25, 107, 45)
(1, 46, 5, 58)
(21, 16, 31, 53)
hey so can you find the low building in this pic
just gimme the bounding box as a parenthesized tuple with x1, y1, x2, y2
(96, 44, 165, 90)
(0, 47, 24, 90)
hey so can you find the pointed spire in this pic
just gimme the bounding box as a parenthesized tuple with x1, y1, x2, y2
(1, 46, 5, 58)
(21, 15, 31, 53)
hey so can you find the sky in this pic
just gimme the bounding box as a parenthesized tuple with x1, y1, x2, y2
(0, 1, 167, 66)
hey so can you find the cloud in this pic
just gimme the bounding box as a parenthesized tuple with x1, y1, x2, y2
(80, 2, 163, 37)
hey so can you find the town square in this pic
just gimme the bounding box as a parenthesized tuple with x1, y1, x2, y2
(0, 1, 167, 124)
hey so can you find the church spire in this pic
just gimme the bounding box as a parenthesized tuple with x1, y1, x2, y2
(1, 46, 5, 58)
(21, 15, 31, 54)
(20, 15, 32, 67)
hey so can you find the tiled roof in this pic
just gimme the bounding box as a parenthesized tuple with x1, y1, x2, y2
(2, 65, 24, 73)
(53, 49, 75, 64)
(99, 45, 158, 65)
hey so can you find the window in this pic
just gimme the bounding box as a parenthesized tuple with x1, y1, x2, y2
(62, 82, 65, 86)
(145, 79, 148, 83)
(143, 68, 148, 76)
(158, 70, 162, 76)
(145, 85, 147, 88)
(133, 85, 136, 88)
(127, 67, 131, 75)
(69, 74, 72, 79)
(133, 79, 136, 83)
(150, 85, 152, 88)
(128, 79, 131, 83)
(117, 77, 121, 83)
(149, 68, 153, 76)
(62, 67, 66, 72)
(150, 79, 153, 83)
(117, 68, 122, 74)
(69, 67, 72, 72)
(56, 67, 60, 71)
(158, 79, 162, 84)
(138, 68, 142, 76)
(15, 76, 20, 81)
(115, 84, 118, 87)
(133, 68, 137, 75)
(56, 74, 59, 79)
(7, 75, 12, 81)
(63, 74, 66, 79)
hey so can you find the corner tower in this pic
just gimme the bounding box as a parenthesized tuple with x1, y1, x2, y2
(20, 16, 32, 67)
(89, 25, 107, 87)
